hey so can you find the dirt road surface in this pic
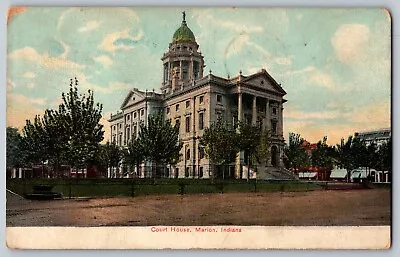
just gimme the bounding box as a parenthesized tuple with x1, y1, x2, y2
(6, 189, 390, 226)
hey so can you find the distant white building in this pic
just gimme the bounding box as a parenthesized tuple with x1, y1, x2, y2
(354, 128, 391, 146)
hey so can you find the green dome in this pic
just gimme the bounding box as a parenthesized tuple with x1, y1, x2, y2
(172, 21, 196, 43)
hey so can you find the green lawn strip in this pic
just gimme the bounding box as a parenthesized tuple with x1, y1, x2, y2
(6, 178, 324, 198)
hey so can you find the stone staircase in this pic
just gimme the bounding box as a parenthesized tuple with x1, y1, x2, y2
(257, 166, 298, 181)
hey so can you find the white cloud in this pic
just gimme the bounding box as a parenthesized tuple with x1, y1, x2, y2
(93, 55, 113, 68)
(331, 24, 370, 63)
(275, 57, 292, 66)
(8, 47, 85, 70)
(98, 29, 143, 52)
(76, 72, 132, 94)
(308, 71, 336, 90)
(196, 11, 264, 34)
(225, 33, 250, 58)
(78, 20, 101, 32)
(23, 71, 36, 78)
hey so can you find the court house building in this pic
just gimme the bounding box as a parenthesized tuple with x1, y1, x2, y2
(109, 13, 287, 179)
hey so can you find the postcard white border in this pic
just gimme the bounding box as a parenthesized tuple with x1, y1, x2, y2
(6, 226, 390, 249)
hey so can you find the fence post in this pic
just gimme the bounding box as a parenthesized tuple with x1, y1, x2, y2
(254, 179, 257, 193)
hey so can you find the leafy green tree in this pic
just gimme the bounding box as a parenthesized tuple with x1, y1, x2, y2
(123, 139, 144, 178)
(138, 114, 182, 178)
(6, 127, 25, 171)
(60, 78, 104, 171)
(377, 137, 392, 172)
(284, 132, 310, 170)
(336, 136, 355, 182)
(41, 109, 69, 177)
(366, 142, 378, 180)
(254, 129, 271, 168)
(101, 141, 123, 178)
(311, 136, 335, 168)
(200, 120, 239, 179)
(21, 116, 49, 173)
(237, 122, 262, 180)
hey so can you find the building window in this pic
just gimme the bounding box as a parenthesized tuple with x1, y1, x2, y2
(272, 107, 277, 115)
(119, 134, 122, 146)
(199, 147, 205, 159)
(126, 127, 130, 142)
(199, 95, 204, 104)
(185, 116, 191, 132)
(134, 112, 137, 119)
(112, 135, 116, 143)
(166, 107, 170, 114)
(186, 147, 191, 160)
(119, 124, 122, 129)
(113, 126, 116, 131)
(176, 104, 180, 111)
(133, 125, 137, 138)
(199, 167, 204, 178)
(185, 167, 190, 178)
(199, 112, 204, 130)
(175, 168, 179, 178)
(186, 100, 190, 108)
(216, 94, 222, 102)
(175, 119, 180, 130)
(141, 109, 144, 116)
(272, 120, 277, 135)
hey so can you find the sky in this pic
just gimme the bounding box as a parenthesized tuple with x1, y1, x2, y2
(6, 7, 391, 145)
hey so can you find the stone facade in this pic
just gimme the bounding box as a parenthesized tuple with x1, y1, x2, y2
(109, 13, 287, 179)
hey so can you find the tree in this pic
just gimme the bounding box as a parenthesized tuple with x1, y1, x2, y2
(284, 132, 310, 170)
(21, 115, 49, 176)
(60, 78, 104, 172)
(237, 122, 262, 180)
(41, 109, 69, 177)
(336, 136, 355, 182)
(200, 120, 239, 179)
(6, 127, 25, 171)
(366, 142, 378, 180)
(123, 139, 144, 178)
(101, 141, 123, 178)
(377, 137, 392, 172)
(311, 136, 335, 168)
(138, 114, 182, 178)
(254, 129, 271, 168)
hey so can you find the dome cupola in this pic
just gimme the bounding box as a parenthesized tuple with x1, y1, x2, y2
(172, 11, 196, 43)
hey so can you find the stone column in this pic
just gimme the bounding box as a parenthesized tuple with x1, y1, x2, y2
(252, 95, 257, 125)
(19, 168, 22, 178)
(265, 100, 270, 131)
(235, 93, 244, 178)
(279, 104, 284, 136)
(265, 100, 272, 166)
(192, 96, 197, 177)
(238, 93, 243, 123)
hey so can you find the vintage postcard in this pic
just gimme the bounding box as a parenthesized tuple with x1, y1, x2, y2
(5, 7, 391, 249)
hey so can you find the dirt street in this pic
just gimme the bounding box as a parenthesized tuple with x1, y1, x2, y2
(6, 189, 391, 226)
